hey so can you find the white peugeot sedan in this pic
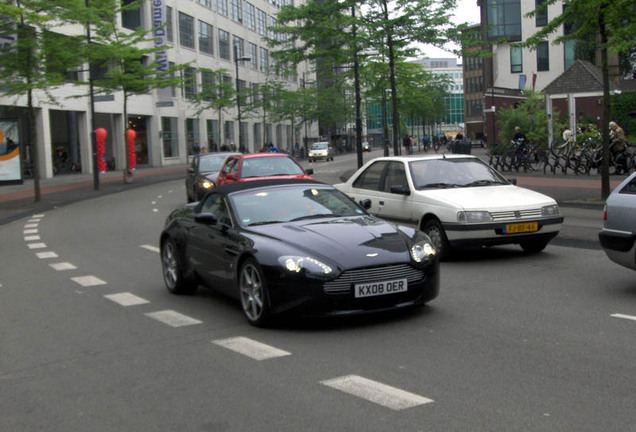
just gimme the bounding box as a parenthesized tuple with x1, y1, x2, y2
(335, 155, 563, 260)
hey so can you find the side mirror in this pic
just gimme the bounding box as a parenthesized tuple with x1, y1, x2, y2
(194, 212, 218, 225)
(390, 185, 410, 195)
(305, 168, 314, 175)
(508, 178, 517, 185)
(187, 167, 195, 173)
(359, 198, 372, 210)
(226, 173, 236, 181)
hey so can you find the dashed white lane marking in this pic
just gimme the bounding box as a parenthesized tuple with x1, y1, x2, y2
(27, 243, 46, 249)
(320, 375, 434, 411)
(152, 209, 159, 213)
(24, 223, 38, 229)
(24, 235, 41, 241)
(71, 276, 107, 287)
(36, 251, 58, 259)
(104, 292, 150, 307)
(27, 218, 41, 223)
(151, 201, 157, 205)
(32, 214, 45, 218)
(50, 262, 77, 271)
(611, 313, 636, 322)
(212, 337, 292, 361)
(145, 310, 202, 327)
(140, 244, 160, 253)
(23, 229, 38, 234)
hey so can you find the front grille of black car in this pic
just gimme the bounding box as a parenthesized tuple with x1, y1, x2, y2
(324, 264, 424, 294)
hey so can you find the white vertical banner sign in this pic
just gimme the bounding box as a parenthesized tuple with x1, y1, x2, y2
(152, 0, 172, 104)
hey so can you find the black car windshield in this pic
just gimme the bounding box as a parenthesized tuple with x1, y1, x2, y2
(199, 155, 228, 172)
(409, 158, 508, 190)
(231, 186, 366, 226)
(240, 156, 304, 178)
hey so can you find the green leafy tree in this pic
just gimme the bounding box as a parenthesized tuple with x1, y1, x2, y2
(194, 68, 236, 149)
(81, 0, 187, 181)
(496, 91, 552, 145)
(525, 0, 636, 199)
(0, 0, 85, 202)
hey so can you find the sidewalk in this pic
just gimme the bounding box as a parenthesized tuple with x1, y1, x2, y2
(0, 164, 188, 226)
(0, 154, 626, 226)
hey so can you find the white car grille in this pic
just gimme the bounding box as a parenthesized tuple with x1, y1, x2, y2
(324, 264, 424, 294)
(489, 208, 543, 221)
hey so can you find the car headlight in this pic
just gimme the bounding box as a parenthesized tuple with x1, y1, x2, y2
(457, 211, 493, 223)
(278, 255, 333, 275)
(308, 151, 315, 156)
(410, 241, 436, 262)
(541, 204, 560, 216)
(200, 180, 214, 189)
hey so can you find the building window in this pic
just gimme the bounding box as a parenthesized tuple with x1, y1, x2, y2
(233, 36, 245, 60)
(259, 47, 268, 73)
(245, 2, 256, 31)
(201, 69, 215, 101)
(183, 67, 197, 99)
(256, 9, 267, 36)
(207, 119, 219, 150)
(535, 0, 547, 27)
(186, 118, 200, 155)
(510, 45, 522, 73)
(179, 12, 195, 49)
(166, 6, 173, 42)
(537, 41, 549, 71)
(198, 0, 212, 7)
(217, 0, 228, 16)
(486, 0, 521, 42)
(248, 43, 258, 70)
(162, 117, 179, 158)
(224, 120, 234, 143)
(230, 0, 243, 23)
(122, 0, 142, 30)
(218, 29, 230, 60)
(199, 21, 214, 55)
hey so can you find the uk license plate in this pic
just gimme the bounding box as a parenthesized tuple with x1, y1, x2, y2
(504, 222, 538, 234)
(354, 279, 408, 298)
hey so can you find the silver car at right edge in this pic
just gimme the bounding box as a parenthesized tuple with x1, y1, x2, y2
(599, 171, 636, 271)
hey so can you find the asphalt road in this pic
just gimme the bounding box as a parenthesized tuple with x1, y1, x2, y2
(1, 172, 634, 431)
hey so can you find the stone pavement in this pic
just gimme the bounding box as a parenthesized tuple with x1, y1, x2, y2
(0, 153, 627, 226)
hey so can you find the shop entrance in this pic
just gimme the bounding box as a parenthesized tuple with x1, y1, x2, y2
(127, 115, 149, 165)
(50, 110, 82, 175)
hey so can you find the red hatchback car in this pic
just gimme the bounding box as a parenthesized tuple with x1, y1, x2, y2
(216, 153, 314, 186)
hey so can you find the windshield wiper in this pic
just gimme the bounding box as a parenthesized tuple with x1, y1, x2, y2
(419, 182, 461, 189)
(289, 213, 334, 222)
(464, 179, 506, 187)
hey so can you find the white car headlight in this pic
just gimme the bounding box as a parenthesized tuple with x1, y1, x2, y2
(410, 241, 436, 262)
(457, 211, 493, 223)
(308, 151, 315, 156)
(278, 256, 333, 275)
(541, 204, 560, 216)
(201, 180, 214, 189)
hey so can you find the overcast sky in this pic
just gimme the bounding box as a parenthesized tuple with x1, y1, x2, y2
(418, 0, 482, 60)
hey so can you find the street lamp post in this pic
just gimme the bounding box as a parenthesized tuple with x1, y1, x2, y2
(85, 0, 99, 191)
(234, 44, 250, 152)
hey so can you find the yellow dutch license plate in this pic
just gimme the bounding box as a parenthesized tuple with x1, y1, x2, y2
(504, 222, 538, 234)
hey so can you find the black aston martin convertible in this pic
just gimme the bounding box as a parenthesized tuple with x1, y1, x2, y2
(160, 179, 440, 326)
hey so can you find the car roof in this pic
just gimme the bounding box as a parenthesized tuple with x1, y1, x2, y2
(200, 152, 241, 158)
(368, 154, 480, 163)
(211, 178, 327, 198)
(238, 153, 295, 159)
